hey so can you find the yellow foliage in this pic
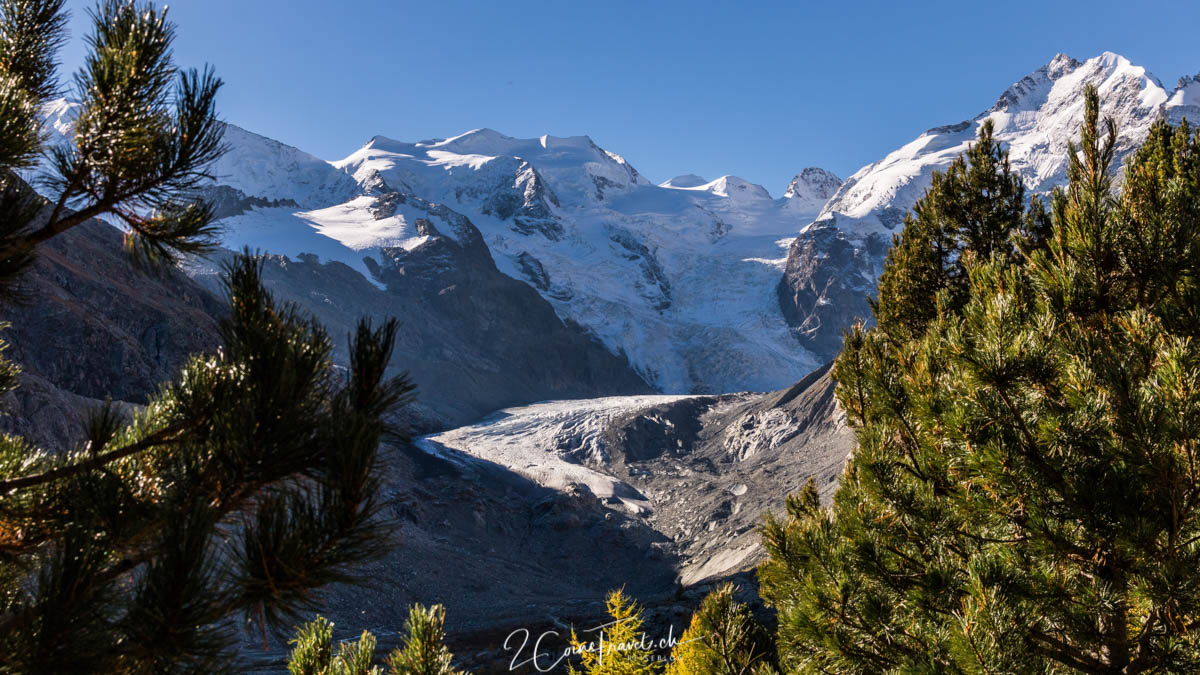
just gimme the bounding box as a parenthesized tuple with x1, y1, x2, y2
(567, 589, 661, 675)
(663, 612, 708, 675)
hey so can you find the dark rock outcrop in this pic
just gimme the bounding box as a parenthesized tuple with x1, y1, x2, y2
(201, 184, 300, 220)
(776, 222, 887, 363)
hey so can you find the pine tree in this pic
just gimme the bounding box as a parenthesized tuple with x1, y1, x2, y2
(568, 589, 661, 675)
(287, 616, 382, 675)
(288, 616, 338, 675)
(666, 583, 775, 675)
(0, 2, 414, 671)
(386, 604, 463, 675)
(285, 606, 463, 675)
(759, 86, 1200, 672)
(871, 119, 1031, 340)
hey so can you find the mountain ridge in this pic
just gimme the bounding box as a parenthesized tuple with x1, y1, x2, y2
(177, 116, 844, 394)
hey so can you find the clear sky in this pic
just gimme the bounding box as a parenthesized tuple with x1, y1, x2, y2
(57, 0, 1200, 196)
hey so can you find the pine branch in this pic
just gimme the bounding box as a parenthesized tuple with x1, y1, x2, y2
(0, 419, 194, 493)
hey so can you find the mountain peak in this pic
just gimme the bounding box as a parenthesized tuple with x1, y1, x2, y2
(784, 168, 842, 200)
(429, 128, 515, 154)
(1047, 52, 1081, 78)
(701, 175, 772, 201)
(783, 167, 842, 217)
(660, 174, 709, 188)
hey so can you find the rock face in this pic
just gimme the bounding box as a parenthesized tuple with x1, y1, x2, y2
(778, 52, 1200, 363)
(783, 167, 843, 214)
(777, 225, 888, 360)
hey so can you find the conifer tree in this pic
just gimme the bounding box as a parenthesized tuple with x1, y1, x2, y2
(666, 583, 775, 675)
(387, 604, 463, 675)
(288, 616, 382, 675)
(0, 2, 414, 671)
(568, 589, 660, 675)
(286, 607, 462, 675)
(759, 87, 1200, 673)
(871, 119, 1032, 339)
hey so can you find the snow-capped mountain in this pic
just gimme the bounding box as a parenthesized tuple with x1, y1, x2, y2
(201, 125, 842, 394)
(779, 52, 1200, 362)
(816, 53, 1171, 239)
(34, 51, 1194, 399)
(208, 125, 359, 210)
(783, 167, 843, 214)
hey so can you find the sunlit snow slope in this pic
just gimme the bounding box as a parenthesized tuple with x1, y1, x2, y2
(814, 52, 1194, 239)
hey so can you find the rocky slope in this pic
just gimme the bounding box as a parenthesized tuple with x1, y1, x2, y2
(779, 53, 1200, 362)
(0, 214, 224, 450)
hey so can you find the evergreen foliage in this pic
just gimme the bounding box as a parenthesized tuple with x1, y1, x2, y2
(0, 0, 225, 292)
(0, 2, 414, 671)
(386, 604, 463, 675)
(288, 616, 338, 675)
(666, 583, 775, 675)
(759, 86, 1200, 673)
(287, 616, 382, 675)
(871, 118, 1043, 340)
(568, 589, 660, 675)
(285, 607, 462, 675)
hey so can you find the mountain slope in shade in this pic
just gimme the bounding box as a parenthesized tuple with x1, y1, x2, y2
(0, 185, 224, 450)
(780, 52, 1200, 363)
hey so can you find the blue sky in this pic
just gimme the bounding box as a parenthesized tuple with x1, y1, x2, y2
(58, 0, 1200, 196)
